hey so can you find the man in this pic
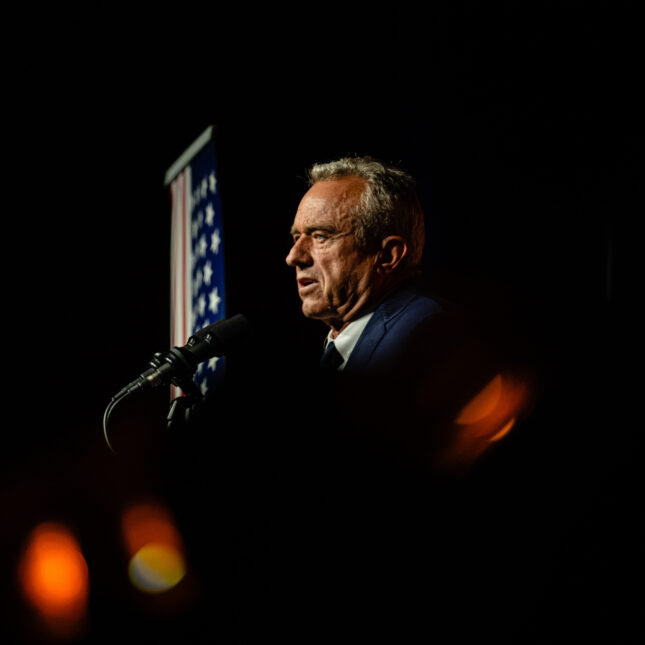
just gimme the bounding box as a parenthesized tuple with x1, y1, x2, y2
(280, 157, 498, 639)
(172, 157, 519, 641)
(284, 155, 489, 475)
(285, 156, 445, 377)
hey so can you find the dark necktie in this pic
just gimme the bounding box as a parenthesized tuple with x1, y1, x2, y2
(320, 342, 344, 371)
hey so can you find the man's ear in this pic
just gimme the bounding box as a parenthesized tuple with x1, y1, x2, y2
(376, 236, 408, 275)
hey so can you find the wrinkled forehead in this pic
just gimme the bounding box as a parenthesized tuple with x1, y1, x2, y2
(293, 177, 366, 231)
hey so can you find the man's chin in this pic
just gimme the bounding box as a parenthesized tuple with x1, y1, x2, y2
(301, 301, 332, 322)
(301, 306, 323, 320)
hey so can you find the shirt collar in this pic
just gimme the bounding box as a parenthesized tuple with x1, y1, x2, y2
(324, 311, 375, 370)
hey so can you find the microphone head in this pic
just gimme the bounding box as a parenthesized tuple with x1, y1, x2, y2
(187, 314, 250, 362)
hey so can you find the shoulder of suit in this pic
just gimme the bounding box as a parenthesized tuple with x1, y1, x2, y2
(377, 284, 446, 326)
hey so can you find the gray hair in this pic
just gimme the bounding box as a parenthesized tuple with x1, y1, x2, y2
(307, 156, 425, 272)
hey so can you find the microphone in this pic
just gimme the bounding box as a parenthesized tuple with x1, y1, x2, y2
(114, 314, 250, 399)
(103, 314, 250, 453)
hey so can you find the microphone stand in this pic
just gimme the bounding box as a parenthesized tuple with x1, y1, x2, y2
(104, 347, 204, 453)
(103, 314, 249, 453)
(167, 389, 203, 434)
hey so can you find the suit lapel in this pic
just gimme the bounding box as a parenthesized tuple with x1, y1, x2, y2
(344, 311, 386, 371)
(344, 288, 418, 372)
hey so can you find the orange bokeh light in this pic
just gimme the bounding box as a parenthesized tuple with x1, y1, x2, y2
(18, 523, 89, 636)
(121, 502, 184, 556)
(455, 374, 504, 424)
(435, 372, 532, 472)
(488, 416, 516, 442)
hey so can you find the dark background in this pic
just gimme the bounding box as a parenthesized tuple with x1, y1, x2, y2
(2, 4, 639, 643)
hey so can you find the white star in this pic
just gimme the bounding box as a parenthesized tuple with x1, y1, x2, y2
(211, 228, 221, 254)
(209, 171, 217, 193)
(203, 260, 213, 285)
(200, 380, 209, 395)
(201, 177, 208, 199)
(194, 268, 203, 292)
(208, 356, 219, 371)
(197, 294, 206, 317)
(205, 203, 215, 227)
(209, 287, 221, 314)
(197, 234, 208, 258)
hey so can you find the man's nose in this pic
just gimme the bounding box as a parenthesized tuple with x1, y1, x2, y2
(285, 236, 312, 267)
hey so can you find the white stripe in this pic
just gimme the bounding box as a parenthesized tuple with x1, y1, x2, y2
(169, 168, 194, 400)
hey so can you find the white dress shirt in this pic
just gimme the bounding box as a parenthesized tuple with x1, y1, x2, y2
(323, 311, 375, 370)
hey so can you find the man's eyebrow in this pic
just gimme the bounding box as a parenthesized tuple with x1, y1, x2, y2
(289, 224, 337, 237)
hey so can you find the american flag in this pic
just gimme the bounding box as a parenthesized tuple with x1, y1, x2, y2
(167, 127, 226, 398)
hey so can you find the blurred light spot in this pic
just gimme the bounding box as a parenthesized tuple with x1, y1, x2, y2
(122, 502, 186, 594)
(438, 372, 532, 471)
(456, 374, 503, 424)
(18, 523, 89, 637)
(129, 543, 187, 593)
(488, 416, 516, 442)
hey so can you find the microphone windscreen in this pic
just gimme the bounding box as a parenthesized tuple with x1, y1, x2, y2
(188, 314, 250, 361)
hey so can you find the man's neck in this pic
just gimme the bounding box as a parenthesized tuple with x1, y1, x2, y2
(327, 281, 406, 338)
(328, 308, 373, 340)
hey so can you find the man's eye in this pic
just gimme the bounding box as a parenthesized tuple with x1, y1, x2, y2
(313, 233, 327, 241)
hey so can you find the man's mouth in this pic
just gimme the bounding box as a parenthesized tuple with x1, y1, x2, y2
(297, 277, 317, 291)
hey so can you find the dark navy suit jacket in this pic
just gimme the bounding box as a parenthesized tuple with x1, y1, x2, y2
(333, 282, 480, 465)
(344, 284, 445, 375)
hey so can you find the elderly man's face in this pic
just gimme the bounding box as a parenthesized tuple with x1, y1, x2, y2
(286, 177, 379, 333)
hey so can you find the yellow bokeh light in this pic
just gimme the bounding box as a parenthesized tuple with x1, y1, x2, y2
(122, 502, 187, 595)
(128, 543, 186, 593)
